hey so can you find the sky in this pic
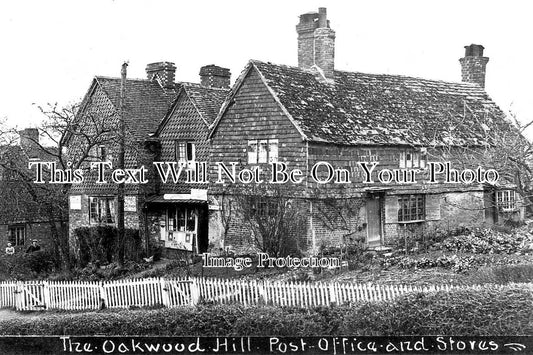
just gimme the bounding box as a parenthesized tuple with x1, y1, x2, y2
(1, 0, 532, 137)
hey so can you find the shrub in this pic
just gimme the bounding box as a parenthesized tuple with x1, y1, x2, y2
(468, 264, 533, 284)
(0, 250, 56, 280)
(74, 226, 142, 267)
(434, 228, 532, 254)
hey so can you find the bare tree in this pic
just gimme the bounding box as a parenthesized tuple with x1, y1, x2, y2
(0, 100, 123, 270)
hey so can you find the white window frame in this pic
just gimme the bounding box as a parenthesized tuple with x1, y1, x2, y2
(89, 196, 116, 224)
(247, 138, 279, 164)
(497, 190, 517, 211)
(174, 141, 196, 163)
(399, 149, 426, 169)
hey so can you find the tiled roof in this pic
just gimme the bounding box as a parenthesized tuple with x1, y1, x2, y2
(182, 84, 229, 126)
(95, 77, 179, 140)
(154, 83, 229, 136)
(218, 60, 512, 146)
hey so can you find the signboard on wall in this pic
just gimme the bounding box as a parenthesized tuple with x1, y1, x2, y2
(124, 196, 137, 212)
(69, 195, 81, 210)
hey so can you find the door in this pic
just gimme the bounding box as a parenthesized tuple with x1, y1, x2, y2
(366, 195, 382, 247)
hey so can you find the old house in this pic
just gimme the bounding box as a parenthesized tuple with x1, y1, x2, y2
(0, 128, 66, 253)
(67, 62, 230, 257)
(66, 62, 180, 253)
(208, 8, 523, 253)
(146, 65, 230, 256)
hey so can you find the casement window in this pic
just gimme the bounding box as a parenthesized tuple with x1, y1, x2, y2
(167, 207, 197, 233)
(89, 197, 116, 224)
(398, 194, 425, 222)
(250, 197, 279, 218)
(399, 150, 426, 169)
(8, 225, 25, 246)
(174, 141, 195, 163)
(247, 139, 278, 164)
(97, 145, 107, 161)
(497, 190, 517, 211)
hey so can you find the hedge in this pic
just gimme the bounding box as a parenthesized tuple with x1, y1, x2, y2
(0, 285, 531, 335)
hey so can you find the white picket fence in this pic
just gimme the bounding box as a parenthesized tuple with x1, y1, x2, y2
(0, 278, 476, 311)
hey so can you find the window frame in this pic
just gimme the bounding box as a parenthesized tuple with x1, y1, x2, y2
(89, 196, 116, 224)
(8, 224, 25, 246)
(496, 190, 517, 211)
(174, 140, 196, 163)
(247, 138, 279, 164)
(398, 194, 425, 223)
(399, 149, 426, 169)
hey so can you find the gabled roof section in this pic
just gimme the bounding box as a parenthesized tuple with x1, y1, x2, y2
(155, 83, 229, 135)
(95, 77, 180, 140)
(210, 59, 513, 147)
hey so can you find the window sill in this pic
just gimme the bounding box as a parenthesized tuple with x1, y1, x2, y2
(398, 220, 426, 224)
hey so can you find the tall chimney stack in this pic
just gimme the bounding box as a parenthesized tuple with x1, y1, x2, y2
(199, 65, 231, 89)
(459, 44, 489, 88)
(146, 62, 176, 89)
(296, 7, 336, 80)
(18, 128, 39, 157)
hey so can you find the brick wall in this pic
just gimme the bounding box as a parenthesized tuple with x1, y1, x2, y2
(0, 222, 57, 253)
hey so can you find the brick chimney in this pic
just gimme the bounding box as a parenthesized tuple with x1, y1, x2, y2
(146, 62, 176, 89)
(296, 7, 336, 80)
(18, 128, 39, 157)
(459, 44, 489, 88)
(199, 65, 231, 89)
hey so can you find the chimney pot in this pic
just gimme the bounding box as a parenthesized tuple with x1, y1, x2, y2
(199, 65, 231, 89)
(318, 8, 327, 27)
(146, 62, 176, 89)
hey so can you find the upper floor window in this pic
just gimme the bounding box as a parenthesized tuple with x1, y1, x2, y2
(398, 194, 425, 223)
(89, 196, 116, 224)
(97, 145, 107, 161)
(175, 141, 195, 163)
(399, 149, 426, 169)
(497, 190, 517, 211)
(247, 139, 278, 164)
(9, 225, 25, 246)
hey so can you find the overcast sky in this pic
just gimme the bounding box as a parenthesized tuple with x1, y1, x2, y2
(1, 0, 532, 137)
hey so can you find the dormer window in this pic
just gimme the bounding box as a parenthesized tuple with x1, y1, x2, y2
(247, 139, 278, 164)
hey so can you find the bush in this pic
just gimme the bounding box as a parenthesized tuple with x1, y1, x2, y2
(74, 226, 142, 267)
(381, 253, 524, 273)
(0, 250, 56, 280)
(0, 285, 531, 335)
(468, 264, 533, 284)
(434, 228, 532, 254)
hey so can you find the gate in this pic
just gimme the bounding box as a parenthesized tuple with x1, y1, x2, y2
(15, 281, 46, 311)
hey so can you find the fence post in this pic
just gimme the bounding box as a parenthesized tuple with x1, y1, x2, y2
(160, 278, 170, 307)
(190, 278, 200, 306)
(43, 281, 50, 310)
(328, 283, 337, 306)
(15, 281, 23, 311)
(99, 281, 108, 309)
